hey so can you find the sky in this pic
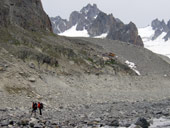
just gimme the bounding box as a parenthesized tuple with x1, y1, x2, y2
(41, 0, 170, 28)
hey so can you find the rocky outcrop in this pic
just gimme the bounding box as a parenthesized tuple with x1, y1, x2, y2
(0, 0, 52, 32)
(51, 4, 101, 32)
(107, 21, 143, 46)
(164, 31, 170, 41)
(152, 29, 162, 40)
(51, 16, 68, 33)
(51, 4, 143, 46)
(151, 19, 169, 32)
(88, 12, 143, 46)
(87, 12, 118, 37)
(0, 1, 10, 27)
(69, 4, 100, 31)
(167, 20, 170, 29)
(151, 19, 170, 41)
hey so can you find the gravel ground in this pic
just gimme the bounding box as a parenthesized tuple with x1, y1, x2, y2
(1, 37, 170, 128)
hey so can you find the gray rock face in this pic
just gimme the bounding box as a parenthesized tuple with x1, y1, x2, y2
(164, 31, 170, 41)
(51, 4, 143, 46)
(152, 29, 162, 40)
(151, 19, 170, 41)
(167, 20, 170, 29)
(0, 3, 10, 27)
(0, 0, 52, 32)
(107, 22, 144, 46)
(151, 19, 168, 32)
(51, 16, 68, 33)
(52, 4, 101, 33)
(88, 12, 117, 37)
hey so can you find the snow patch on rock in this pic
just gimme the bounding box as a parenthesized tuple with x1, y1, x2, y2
(125, 60, 141, 76)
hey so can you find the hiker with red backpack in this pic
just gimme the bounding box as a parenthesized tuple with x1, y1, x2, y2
(31, 102, 37, 116)
(38, 102, 43, 115)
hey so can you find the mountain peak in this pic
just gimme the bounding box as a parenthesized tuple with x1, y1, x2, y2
(80, 4, 98, 12)
(80, 3, 100, 17)
(151, 19, 168, 31)
(150, 18, 170, 40)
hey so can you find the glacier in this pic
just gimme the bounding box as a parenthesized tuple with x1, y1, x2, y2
(138, 26, 170, 58)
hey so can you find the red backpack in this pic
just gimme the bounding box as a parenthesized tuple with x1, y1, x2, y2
(38, 102, 43, 109)
(38, 102, 41, 108)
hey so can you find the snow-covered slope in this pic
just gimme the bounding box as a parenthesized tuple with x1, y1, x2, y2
(59, 25, 89, 37)
(139, 26, 170, 58)
(59, 25, 108, 38)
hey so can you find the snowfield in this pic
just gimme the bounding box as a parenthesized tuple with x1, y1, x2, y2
(138, 26, 170, 58)
(59, 25, 108, 39)
(59, 24, 89, 37)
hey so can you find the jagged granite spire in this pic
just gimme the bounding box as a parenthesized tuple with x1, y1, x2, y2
(52, 3, 101, 33)
(151, 19, 170, 41)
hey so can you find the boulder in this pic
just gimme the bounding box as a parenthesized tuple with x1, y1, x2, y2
(29, 62, 35, 69)
(34, 123, 43, 128)
(135, 117, 150, 128)
(18, 119, 29, 126)
(108, 120, 119, 127)
(1, 120, 9, 127)
(28, 77, 36, 82)
(29, 122, 34, 127)
(0, 66, 4, 71)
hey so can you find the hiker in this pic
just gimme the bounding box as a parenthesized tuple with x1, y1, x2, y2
(38, 102, 43, 115)
(31, 102, 37, 116)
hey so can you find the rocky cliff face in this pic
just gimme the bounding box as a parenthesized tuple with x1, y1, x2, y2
(51, 16, 68, 33)
(87, 12, 117, 37)
(107, 22, 143, 46)
(0, 0, 52, 32)
(151, 19, 170, 41)
(51, 4, 143, 46)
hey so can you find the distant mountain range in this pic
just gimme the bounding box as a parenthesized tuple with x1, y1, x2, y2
(50, 4, 143, 46)
(50, 5, 170, 58)
(139, 19, 170, 58)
